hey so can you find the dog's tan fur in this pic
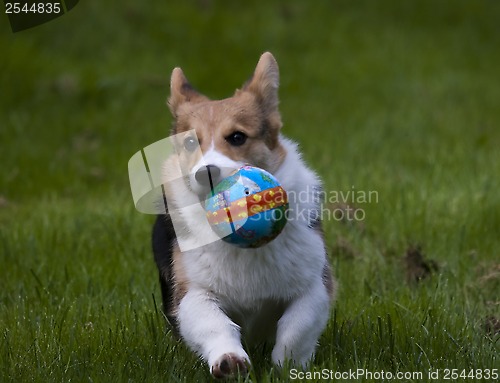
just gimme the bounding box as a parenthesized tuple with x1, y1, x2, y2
(168, 53, 287, 174)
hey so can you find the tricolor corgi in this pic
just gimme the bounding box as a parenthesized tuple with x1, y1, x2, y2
(152, 52, 334, 378)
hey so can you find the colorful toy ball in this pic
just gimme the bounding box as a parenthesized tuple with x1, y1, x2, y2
(204, 166, 289, 248)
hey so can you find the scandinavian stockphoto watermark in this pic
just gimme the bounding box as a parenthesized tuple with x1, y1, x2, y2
(286, 184, 378, 223)
(128, 131, 378, 251)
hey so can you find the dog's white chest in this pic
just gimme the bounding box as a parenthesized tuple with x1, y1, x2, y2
(183, 220, 325, 306)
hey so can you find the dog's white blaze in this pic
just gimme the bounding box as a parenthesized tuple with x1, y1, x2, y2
(187, 146, 243, 198)
(193, 147, 242, 174)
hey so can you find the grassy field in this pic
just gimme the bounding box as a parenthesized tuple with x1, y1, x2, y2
(1, 0, 499, 382)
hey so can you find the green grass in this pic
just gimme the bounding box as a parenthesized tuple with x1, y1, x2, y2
(1, 0, 499, 382)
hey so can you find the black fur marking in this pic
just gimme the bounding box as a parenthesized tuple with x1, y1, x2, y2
(181, 82, 196, 92)
(260, 119, 270, 137)
(181, 82, 202, 102)
(152, 214, 180, 335)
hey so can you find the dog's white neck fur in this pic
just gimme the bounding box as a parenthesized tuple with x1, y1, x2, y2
(178, 135, 325, 303)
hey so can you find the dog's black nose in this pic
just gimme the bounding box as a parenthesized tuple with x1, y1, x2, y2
(195, 165, 221, 187)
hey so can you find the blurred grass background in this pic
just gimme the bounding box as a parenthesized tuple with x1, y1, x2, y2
(1, 0, 499, 382)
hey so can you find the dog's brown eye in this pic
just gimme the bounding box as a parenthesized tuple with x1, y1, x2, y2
(184, 136, 198, 152)
(226, 131, 247, 146)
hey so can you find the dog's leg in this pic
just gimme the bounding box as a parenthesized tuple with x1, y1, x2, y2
(178, 289, 250, 378)
(272, 280, 330, 367)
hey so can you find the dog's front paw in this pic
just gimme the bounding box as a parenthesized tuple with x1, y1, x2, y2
(211, 353, 249, 379)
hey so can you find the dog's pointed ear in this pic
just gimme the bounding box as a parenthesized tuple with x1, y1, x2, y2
(168, 67, 208, 116)
(241, 52, 280, 115)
